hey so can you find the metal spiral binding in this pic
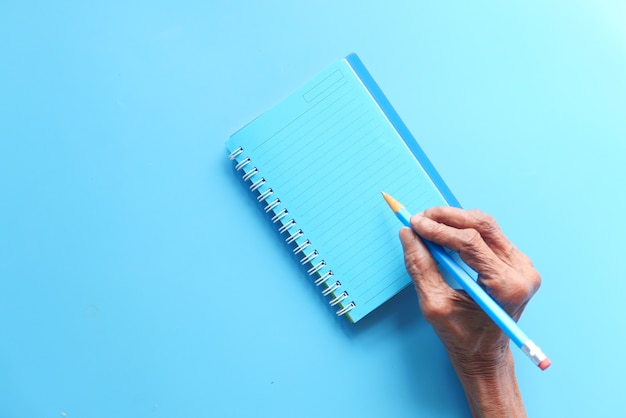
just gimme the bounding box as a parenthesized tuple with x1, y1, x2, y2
(228, 146, 356, 318)
(329, 291, 348, 307)
(322, 281, 341, 296)
(293, 240, 311, 254)
(315, 271, 333, 286)
(336, 302, 356, 316)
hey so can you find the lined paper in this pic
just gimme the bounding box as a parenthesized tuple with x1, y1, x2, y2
(227, 59, 449, 322)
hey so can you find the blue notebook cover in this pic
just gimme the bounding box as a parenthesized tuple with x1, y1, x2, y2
(226, 54, 461, 323)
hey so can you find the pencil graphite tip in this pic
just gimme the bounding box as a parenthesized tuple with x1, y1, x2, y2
(381, 191, 404, 213)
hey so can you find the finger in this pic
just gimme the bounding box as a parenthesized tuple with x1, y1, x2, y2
(410, 214, 510, 279)
(421, 207, 516, 263)
(399, 227, 449, 298)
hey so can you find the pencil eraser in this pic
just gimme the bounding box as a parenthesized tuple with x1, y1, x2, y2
(538, 358, 552, 370)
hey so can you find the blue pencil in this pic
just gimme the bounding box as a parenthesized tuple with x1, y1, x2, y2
(382, 192, 551, 371)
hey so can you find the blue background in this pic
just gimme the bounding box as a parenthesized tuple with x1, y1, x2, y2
(1, 1, 625, 417)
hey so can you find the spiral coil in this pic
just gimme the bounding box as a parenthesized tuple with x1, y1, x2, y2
(229, 146, 356, 318)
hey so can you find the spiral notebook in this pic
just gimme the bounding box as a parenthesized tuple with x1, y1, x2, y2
(226, 54, 460, 323)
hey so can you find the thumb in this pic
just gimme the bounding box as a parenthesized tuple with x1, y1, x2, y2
(399, 228, 447, 298)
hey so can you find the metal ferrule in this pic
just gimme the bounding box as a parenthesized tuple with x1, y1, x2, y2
(521, 340, 547, 366)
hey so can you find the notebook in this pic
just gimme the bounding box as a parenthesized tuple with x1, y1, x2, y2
(226, 54, 461, 323)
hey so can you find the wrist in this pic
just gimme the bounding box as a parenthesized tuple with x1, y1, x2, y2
(449, 343, 511, 378)
(450, 349, 526, 418)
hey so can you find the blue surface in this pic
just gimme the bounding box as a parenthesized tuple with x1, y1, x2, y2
(1, 1, 625, 417)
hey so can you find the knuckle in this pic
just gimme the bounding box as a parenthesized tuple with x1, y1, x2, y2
(460, 228, 482, 248)
(494, 276, 531, 307)
(404, 251, 427, 278)
(508, 270, 542, 305)
(529, 270, 542, 291)
(472, 210, 499, 233)
(508, 289, 530, 307)
(518, 280, 533, 299)
(420, 298, 453, 323)
(430, 223, 448, 242)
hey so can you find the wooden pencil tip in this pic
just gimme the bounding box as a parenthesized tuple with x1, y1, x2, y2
(381, 191, 403, 212)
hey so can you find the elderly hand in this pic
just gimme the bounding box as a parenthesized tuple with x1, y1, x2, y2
(400, 206, 541, 418)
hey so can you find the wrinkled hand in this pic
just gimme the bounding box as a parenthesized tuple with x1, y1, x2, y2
(400, 207, 541, 374)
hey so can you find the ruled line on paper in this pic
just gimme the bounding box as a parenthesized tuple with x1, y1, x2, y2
(254, 88, 359, 161)
(303, 69, 345, 103)
(251, 80, 350, 152)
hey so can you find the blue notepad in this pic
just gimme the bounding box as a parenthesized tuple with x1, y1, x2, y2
(226, 54, 460, 323)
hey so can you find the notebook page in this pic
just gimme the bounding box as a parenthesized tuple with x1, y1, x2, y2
(227, 59, 449, 322)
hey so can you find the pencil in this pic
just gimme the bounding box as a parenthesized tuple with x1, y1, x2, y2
(382, 192, 551, 371)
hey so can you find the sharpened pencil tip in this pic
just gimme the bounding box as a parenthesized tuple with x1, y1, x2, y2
(381, 191, 403, 213)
